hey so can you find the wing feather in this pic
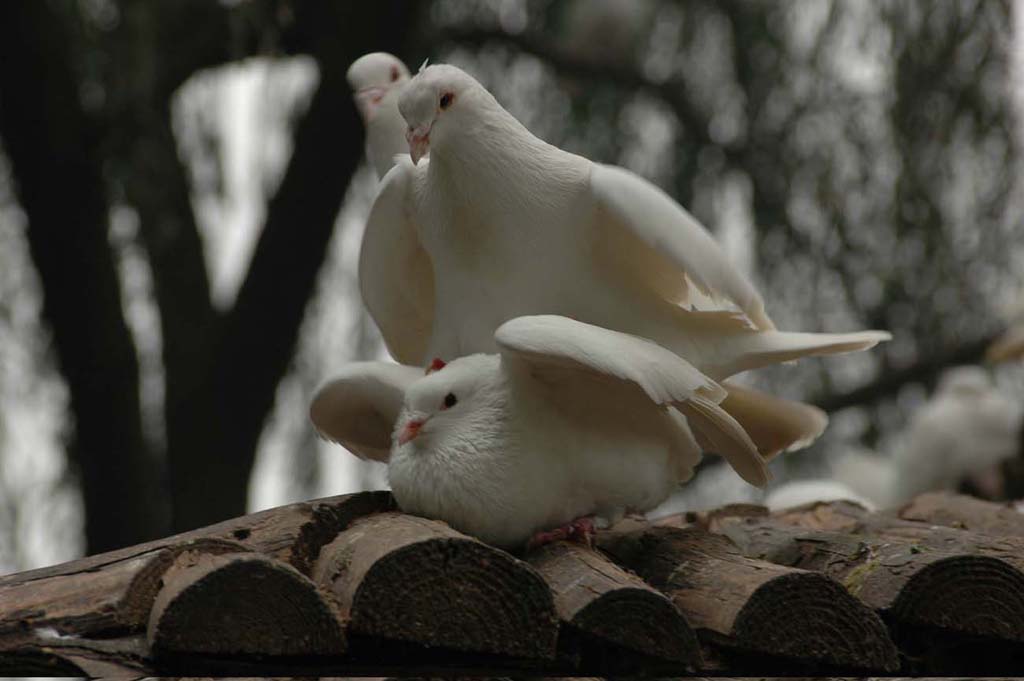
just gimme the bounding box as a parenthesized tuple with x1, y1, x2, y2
(309, 362, 422, 462)
(589, 163, 774, 330)
(359, 160, 434, 365)
(720, 382, 828, 460)
(676, 395, 769, 487)
(495, 315, 768, 486)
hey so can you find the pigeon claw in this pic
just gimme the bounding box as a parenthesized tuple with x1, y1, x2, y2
(526, 516, 596, 551)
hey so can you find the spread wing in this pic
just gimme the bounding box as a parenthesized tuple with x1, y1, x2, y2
(359, 159, 434, 365)
(494, 315, 769, 486)
(589, 163, 774, 330)
(309, 362, 423, 462)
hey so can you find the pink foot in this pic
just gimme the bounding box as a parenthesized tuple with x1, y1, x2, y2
(526, 516, 596, 550)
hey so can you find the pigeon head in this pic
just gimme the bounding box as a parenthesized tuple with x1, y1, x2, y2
(393, 354, 503, 449)
(398, 64, 495, 164)
(346, 52, 410, 122)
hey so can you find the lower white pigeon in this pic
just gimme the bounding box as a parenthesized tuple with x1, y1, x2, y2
(347, 52, 412, 179)
(311, 315, 771, 549)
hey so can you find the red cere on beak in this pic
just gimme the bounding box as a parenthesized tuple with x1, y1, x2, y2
(426, 357, 446, 374)
(397, 419, 424, 445)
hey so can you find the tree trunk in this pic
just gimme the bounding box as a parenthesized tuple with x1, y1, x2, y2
(313, 512, 559, 660)
(0, 1, 167, 552)
(712, 510, 1024, 643)
(527, 540, 700, 667)
(2, 0, 422, 550)
(597, 525, 899, 672)
(103, 0, 421, 534)
(898, 491, 1024, 536)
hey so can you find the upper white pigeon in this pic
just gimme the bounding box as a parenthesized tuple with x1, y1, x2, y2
(347, 52, 412, 179)
(360, 63, 890, 383)
(310, 315, 770, 548)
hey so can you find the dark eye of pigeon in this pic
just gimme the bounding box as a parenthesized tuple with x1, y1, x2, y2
(390, 66, 399, 82)
(443, 392, 457, 409)
(439, 92, 453, 109)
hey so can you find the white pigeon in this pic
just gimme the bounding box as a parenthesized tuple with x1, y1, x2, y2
(358, 64, 885, 454)
(346, 52, 412, 179)
(893, 366, 1022, 501)
(310, 315, 772, 549)
(764, 479, 876, 511)
(831, 447, 897, 508)
(832, 367, 1024, 507)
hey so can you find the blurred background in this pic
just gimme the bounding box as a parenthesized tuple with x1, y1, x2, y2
(1, 0, 1023, 573)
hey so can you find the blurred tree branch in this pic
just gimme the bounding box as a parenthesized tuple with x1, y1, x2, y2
(432, 24, 729, 155)
(172, 65, 361, 531)
(107, 2, 222, 539)
(104, 0, 419, 534)
(1, 0, 421, 550)
(0, 2, 167, 550)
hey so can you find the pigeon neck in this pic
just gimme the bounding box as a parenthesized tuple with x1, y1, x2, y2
(428, 115, 575, 201)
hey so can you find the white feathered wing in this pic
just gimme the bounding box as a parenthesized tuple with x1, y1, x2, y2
(494, 315, 770, 486)
(589, 163, 773, 329)
(309, 362, 423, 462)
(358, 161, 434, 366)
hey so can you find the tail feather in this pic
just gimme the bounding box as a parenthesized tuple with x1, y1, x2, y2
(720, 382, 828, 461)
(677, 394, 770, 487)
(714, 329, 892, 378)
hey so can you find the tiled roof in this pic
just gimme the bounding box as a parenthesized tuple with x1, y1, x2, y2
(1, 490, 1022, 676)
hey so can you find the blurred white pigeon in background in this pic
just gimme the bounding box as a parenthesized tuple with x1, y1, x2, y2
(357, 62, 885, 461)
(346, 52, 411, 179)
(764, 479, 876, 511)
(831, 446, 897, 508)
(893, 366, 1022, 501)
(832, 367, 1023, 507)
(311, 315, 772, 549)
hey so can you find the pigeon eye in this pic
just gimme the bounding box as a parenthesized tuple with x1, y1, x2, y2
(439, 92, 453, 109)
(390, 66, 399, 82)
(442, 392, 457, 409)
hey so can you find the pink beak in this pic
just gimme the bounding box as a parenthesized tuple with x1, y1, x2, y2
(397, 419, 425, 446)
(406, 126, 430, 165)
